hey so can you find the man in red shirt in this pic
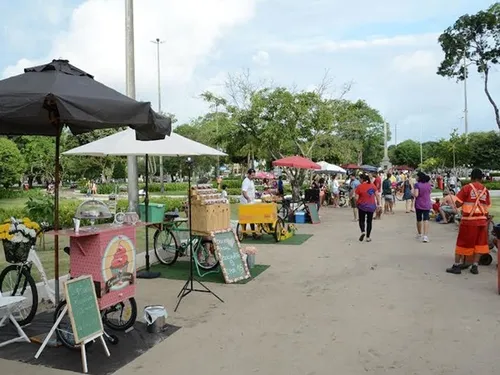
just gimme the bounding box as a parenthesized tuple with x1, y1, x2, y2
(446, 168, 491, 275)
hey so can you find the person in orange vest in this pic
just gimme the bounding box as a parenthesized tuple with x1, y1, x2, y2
(446, 168, 491, 275)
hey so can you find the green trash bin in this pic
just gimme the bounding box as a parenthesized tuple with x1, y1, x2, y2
(138, 203, 165, 223)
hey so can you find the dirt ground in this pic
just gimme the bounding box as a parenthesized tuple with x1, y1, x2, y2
(2, 202, 500, 375)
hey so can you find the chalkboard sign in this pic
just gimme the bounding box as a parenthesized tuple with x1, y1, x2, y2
(64, 275, 103, 344)
(212, 229, 250, 283)
(306, 203, 320, 224)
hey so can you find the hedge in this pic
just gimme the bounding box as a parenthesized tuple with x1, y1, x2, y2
(0, 197, 185, 229)
(0, 188, 45, 200)
(460, 180, 500, 190)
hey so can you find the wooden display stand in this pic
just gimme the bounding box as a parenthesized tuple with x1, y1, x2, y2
(189, 185, 230, 235)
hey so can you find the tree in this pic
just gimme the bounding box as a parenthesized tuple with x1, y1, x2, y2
(390, 140, 421, 168)
(15, 136, 55, 187)
(0, 138, 25, 188)
(437, 3, 500, 129)
(112, 161, 127, 180)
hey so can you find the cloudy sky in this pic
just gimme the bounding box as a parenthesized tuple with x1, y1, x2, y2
(1, 0, 498, 143)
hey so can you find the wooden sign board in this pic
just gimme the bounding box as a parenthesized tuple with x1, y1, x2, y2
(211, 229, 250, 283)
(306, 203, 320, 224)
(64, 275, 103, 344)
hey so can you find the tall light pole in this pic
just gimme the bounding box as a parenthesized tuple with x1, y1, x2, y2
(125, 0, 138, 212)
(151, 38, 165, 193)
(420, 123, 423, 166)
(463, 50, 469, 140)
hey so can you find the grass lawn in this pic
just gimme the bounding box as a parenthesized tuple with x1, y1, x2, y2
(0, 196, 241, 281)
(0, 198, 28, 209)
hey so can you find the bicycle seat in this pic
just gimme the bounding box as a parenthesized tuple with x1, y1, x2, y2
(164, 212, 180, 221)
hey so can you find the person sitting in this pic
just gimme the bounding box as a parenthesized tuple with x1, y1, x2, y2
(439, 189, 458, 224)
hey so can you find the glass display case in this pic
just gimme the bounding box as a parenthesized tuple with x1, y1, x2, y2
(75, 199, 113, 229)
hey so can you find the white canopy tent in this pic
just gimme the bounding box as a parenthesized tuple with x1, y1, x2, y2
(316, 161, 346, 174)
(63, 128, 226, 157)
(63, 128, 226, 278)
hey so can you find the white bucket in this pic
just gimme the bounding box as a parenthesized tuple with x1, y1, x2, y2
(144, 305, 167, 333)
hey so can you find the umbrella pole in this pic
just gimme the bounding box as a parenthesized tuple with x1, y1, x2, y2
(54, 129, 61, 303)
(137, 154, 160, 279)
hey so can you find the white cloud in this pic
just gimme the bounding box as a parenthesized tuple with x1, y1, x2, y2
(265, 33, 438, 54)
(1, 0, 497, 143)
(2, 0, 256, 111)
(392, 50, 440, 73)
(252, 50, 269, 66)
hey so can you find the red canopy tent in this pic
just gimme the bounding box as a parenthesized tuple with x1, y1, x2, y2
(272, 156, 321, 170)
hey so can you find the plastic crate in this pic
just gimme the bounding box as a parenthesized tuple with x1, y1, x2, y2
(295, 211, 306, 224)
(138, 203, 165, 223)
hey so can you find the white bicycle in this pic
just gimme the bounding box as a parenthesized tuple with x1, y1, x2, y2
(0, 242, 57, 326)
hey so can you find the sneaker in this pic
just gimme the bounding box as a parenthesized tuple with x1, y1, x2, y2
(415, 234, 422, 240)
(359, 232, 366, 242)
(470, 265, 479, 275)
(422, 236, 429, 243)
(366, 237, 372, 242)
(446, 264, 462, 274)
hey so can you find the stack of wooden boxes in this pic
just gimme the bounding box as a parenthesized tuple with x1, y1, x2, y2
(190, 184, 231, 235)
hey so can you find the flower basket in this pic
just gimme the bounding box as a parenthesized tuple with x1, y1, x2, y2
(2, 239, 34, 263)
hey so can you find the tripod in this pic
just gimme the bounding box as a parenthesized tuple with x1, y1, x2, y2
(174, 157, 224, 312)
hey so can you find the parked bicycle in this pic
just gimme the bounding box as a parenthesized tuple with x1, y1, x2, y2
(276, 197, 308, 221)
(152, 213, 219, 271)
(0, 221, 54, 326)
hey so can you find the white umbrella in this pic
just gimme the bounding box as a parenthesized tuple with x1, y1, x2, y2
(63, 128, 226, 157)
(317, 161, 346, 174)
(63, 128, 225, 279)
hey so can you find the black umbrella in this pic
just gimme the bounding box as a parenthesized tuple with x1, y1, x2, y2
(0, 59, 172, 301)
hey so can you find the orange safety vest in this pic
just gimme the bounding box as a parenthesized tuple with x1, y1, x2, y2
(461, 183, 488, 221)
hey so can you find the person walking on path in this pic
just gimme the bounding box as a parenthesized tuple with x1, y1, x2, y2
(382, 172, 394, 214)
(413, 172, 432, 243)
(403, 173, 413, 213)
(355, 174, 381, 242)
(349, 174, 361, 222)
(446, 168, 491, 275)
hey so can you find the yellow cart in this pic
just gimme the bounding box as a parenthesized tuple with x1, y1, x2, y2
(236, 202, 286, 242)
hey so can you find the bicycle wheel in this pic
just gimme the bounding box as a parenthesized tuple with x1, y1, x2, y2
(54, 300, 80, 350)
(235, 223, 244, 241)
(0, 265, 38, 326)
(274, 216, 286, 242)
(194, 239, 219, 271)
(102, 297, 137, 331)
(278, 204, 288, 220)
(153, 228, 179, 265)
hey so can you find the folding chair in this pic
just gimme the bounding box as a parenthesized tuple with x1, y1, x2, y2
(0, 291, 30, 347)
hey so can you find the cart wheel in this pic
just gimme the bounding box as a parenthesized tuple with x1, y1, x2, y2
(107, 334, 119, 345)
(236, 223, 244, 242)
(479, 253, 493, 266)
(274, 217, 285, 242)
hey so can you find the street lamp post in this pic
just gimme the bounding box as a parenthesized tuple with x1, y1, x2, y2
(151, 38, 165, 192)
(125, 0, 138, 212)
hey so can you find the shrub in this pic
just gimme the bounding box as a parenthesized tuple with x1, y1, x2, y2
(460, 180, 500, 190)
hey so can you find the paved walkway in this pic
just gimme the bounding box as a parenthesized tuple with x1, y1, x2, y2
(2, 204, 500, 375)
